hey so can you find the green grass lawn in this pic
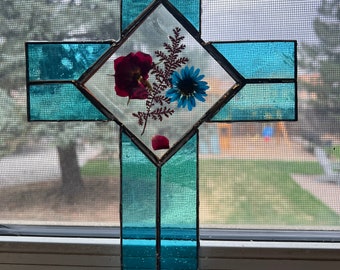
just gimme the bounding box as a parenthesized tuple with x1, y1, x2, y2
(81, 159, 119, 178)
(328, 145, 340, 159)
(82, 158, 340, 227)
(200, 159, 340, 226)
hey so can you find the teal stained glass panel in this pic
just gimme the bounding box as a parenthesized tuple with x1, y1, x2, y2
(121, 133, 157, 269)
(27, 43, 110, 81)
(121, 0, 153, 31)
(212, 83, 296, 121)
(161, 134, 197, 269)
(169, 0, 200, 30)
(29, 84, 107, 121)
(213, 42, 295, 79)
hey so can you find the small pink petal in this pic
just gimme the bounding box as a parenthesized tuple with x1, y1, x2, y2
(152, 135, 170, 150)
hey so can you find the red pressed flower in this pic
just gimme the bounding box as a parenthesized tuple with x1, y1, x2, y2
(114, 51, 153, 100)
(151, 135, 170, 150)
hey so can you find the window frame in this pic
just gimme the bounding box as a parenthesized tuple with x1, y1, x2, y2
(2, 0, 340, 268)
(1, 233, 340, 269)
(2, 226, 340, 242)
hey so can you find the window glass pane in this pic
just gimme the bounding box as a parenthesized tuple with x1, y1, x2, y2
(200, 0, 340, 229)
(0, 0, 339, 235)
(1, 0, 120, 226)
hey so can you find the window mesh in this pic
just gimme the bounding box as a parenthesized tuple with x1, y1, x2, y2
(1, 0, 339, 230)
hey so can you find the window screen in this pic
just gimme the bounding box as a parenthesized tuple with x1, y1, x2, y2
(0, 0, 339, 232)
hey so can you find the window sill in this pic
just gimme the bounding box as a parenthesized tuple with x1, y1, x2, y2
(1, 235, 340, 269)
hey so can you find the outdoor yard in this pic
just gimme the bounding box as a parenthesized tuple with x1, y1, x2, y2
(0, 137, 339, 228)
(200, 158, 340, 227)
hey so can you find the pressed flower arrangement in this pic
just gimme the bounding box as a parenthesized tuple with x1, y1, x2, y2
(113, 27, 209, 149)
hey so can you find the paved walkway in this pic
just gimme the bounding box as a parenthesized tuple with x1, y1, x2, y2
(0, 144, 102, 188)
(292, 174, 340, 215)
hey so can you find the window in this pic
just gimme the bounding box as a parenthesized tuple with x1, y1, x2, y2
(1, 0, 340, 269)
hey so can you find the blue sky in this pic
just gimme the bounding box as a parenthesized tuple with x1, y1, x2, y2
(201, 0, 320, 44)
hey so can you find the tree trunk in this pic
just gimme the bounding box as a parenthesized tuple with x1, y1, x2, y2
(57, 143, 83, 202)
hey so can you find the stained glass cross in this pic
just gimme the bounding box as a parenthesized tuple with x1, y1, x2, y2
(25, 1, 297, 269)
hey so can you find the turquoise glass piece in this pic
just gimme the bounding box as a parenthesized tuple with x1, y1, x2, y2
(121, 0, 153, 31)
(169, 0, 200, 30)
(29, 84, 107, 121)
(213, 42, 295, 79)
(212, 83, 296, 121)
(161, 133, 198, 269)
(121, 133, 157, 269)
(27, 43, 110, 81)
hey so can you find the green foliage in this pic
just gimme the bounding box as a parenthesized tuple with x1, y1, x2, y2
(0, 0, 119, 90)
(299, 0, 340, 138)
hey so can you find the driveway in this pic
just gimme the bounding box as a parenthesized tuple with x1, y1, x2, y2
(0, 144, 102, 188)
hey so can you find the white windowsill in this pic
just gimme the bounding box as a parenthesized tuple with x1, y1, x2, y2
(2, 235, 340, 249)
(1, 236, 340, 269)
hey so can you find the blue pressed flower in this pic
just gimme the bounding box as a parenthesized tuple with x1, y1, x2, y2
(166, 66, 209, 111)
